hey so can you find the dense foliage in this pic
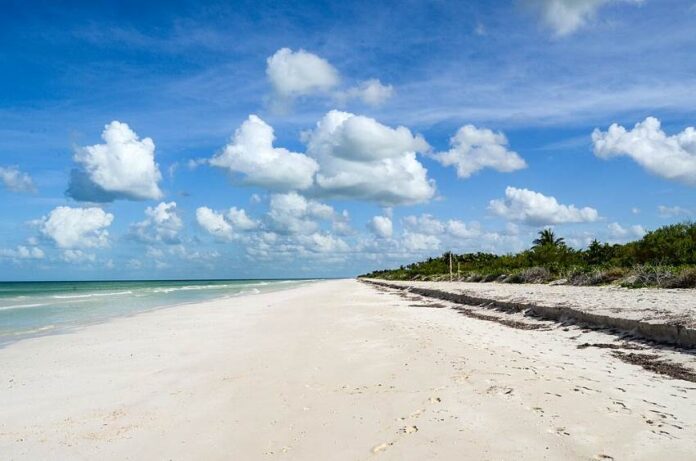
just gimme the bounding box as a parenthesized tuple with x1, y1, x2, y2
(361, 222, 696, 288)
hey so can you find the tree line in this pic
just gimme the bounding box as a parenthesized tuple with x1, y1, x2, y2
(361, 222, 696, 288)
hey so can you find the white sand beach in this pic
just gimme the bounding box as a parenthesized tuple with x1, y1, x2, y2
(1, 279, 695, 460)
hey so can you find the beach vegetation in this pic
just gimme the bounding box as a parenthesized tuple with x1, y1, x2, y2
(361, 222, 696, 288)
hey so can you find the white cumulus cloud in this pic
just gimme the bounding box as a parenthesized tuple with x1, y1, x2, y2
(369, 216, 393, 239)
(332, 210, 352, 235)
(61, 249, 96, 263)
(130, 202, 183, 244)
(403, 214, 482, 240)
(593, 117, 696, 186)
(297, 232, 350, 253)
(266, 49, 394, 110)
(403, 214, 445, 235)
(0, 166, 36, 193)
(0, 245, 45, 260)
(210, 115, 318, 191)
(489, 187, 599, 225)
(446, 220, 482, 239)
(68, 121, 163, 202)
(196, 207, 234, 240)
(267, 192, 334, 235)
(40, 206, 114, 248)
(434, 124, 526, 178)
(168, 244, 220, 262)
(527, 0, 643, 36)
(608, 222, 646, 240)
(209, 112, 433, 205)
(402, 232, 441, 252)
(196, 205, 259, 240)
(305, 110, 435, 205)
(339, 79, 394, 106)
(227, 207, 259, 231)
(266, 48, 340, 98)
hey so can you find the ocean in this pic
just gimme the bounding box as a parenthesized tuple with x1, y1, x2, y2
(0, 279, 314, 345)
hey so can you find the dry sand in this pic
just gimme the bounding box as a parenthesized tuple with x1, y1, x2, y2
(364, 279, 696, 348)
(1, 279, 695, 460)
(368, 279, 696, 328)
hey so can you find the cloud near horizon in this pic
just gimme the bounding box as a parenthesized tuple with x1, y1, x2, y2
(608, 222, 646, 240)
(0, 245, 45, 260)
(196, 207, 235, 240)
(195, 205, 259, 241)
(489, 187, 599, 225)
(368, 215, 393, 239)
(267, 192, 335, 235)
(657, 205, 692, 218)
(40, 206, 114, 249)
(130, 202, 183, 244)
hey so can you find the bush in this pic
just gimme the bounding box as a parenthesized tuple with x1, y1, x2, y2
(633, 222, 696, 266)
(567, 270, 593, 286)
(566, 267, 626, 286)
(621, 265, 677, 288)
(519, 267, 553, 283)
(502, 272, 524, 284)
(663, 267, 696, 288)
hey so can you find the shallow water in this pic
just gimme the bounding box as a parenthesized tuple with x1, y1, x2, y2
(0, 279, 314, 345)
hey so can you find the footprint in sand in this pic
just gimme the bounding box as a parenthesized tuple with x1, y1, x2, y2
(486, 385, 514, 397)
(548, 427, 570, 436)
(608, 400, 632, 414)
(400, 425, 418, 434)
(371, 442, 393, 454)
(400, 409, 425, 420)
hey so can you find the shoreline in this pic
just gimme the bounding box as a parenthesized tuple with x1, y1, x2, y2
(0, 279, 321, 347)
(2, 279, 695, 459)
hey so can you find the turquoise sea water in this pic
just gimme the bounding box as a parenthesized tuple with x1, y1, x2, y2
(0, 279, 314, 345)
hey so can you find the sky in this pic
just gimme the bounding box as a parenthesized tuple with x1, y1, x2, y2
(1, 0, 696, 280)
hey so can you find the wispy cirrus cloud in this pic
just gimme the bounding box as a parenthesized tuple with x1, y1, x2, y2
(524, 0, 644, 36)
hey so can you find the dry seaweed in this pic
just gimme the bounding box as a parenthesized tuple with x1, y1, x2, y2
(611, 351, 696, 383)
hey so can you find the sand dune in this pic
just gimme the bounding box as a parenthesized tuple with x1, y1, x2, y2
(1, 279, 695, 460)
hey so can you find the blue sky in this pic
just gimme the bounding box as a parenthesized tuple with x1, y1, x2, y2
(1, 0, 695, 280)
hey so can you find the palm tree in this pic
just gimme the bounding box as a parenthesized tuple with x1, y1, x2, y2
(533, 229, 565, 248)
